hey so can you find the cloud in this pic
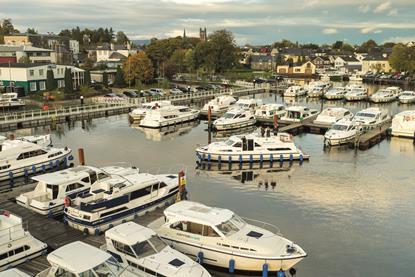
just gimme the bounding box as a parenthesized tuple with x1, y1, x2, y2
(388, 9, 398, 16)
(374, 1, 391, 13)
(322, 28, 338, 34)
(360, 26, 382, 34)
(383, 36, 415, 43)
(358, 4, 370, 13)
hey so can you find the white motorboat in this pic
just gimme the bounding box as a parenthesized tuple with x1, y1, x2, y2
(18, 134, 52, 148)
(354, 107, 390, 130)
(213, 108, 256, 131)
(280, 106, 319, 123)
(254, 104, 285, 120)
(399, 91, 415, 104)
(140, 105, 199, 128)
(391, 110, 415, 138)
(0, 93, 25, 109)
(16, 166, 136, 216)
(148, 201, 307, 272)
(103, 222, 211, 277)
(307, 81, 330, 98)
(370, 87, 401, 103)
(324, 119, 363, 146)
(234, 98, 262, 111)
(64, 170, 181, 235)
(348, 73, 363, 82)
(284, 86, 307, 97)
(0, 211, 47, 270)
(324, 87, 347, 100)
(345, 83, 364, 92)
(201, 96, 236, 116)
(0, 269, 31, 277)
(344, 87, 368, 101)
(129, 101, 172, 121)
(36, 241, 149, 277)
(0, 137, 72, 182)
(313, 107, 353, 125)
(196, 131, 309, 162)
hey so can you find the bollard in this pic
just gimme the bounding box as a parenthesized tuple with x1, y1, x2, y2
(229, 259, 235, 273)
(262, 263, 269, 277)
(78, 148, 86, 165)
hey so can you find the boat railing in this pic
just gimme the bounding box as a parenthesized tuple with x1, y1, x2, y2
(0, 221, 28, 243)
(241, 217, 282, 236)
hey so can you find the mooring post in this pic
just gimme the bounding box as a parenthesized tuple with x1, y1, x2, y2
(78, 148, 85, 165)
(208, 106, 212, 144)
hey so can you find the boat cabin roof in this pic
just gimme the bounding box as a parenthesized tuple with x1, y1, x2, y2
(105, 222, 155, 246)
(321, 107, 349, 116)
(0, 269, 31, 277)
(164, 201, 234, 226)
(286, 106, 308, 112)
(31, 166, 100, 185)
(0, 212, 22, 230)
(357, 107, 382, 115)
(47, 241, 111, 274)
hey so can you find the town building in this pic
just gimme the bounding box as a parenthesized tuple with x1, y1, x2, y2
(0, 45, 54, 64)
(362, 55, 392, 73)
(334, 56, 362, 73)
(250, 55, 278, 71)
(276, 61, 316, 76)
(0, 63, 85, 94)
(95, 43, 137, 68)
(311, 56, 332, 69)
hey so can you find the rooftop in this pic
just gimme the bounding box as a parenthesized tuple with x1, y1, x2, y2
(31, 166, 99, 185)
(105, 222, 155, 246)
(0, 45, 53, 53)
(47, 241, 111, 274)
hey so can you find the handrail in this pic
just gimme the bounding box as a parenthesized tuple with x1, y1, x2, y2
(241, 216, 282, 236)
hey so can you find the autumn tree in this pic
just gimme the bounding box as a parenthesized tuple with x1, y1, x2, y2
(389, 44, 415, 73)
(123, 52, 154, 84)
(114, 65, 126, 87)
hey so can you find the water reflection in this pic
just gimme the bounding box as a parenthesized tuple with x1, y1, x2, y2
(131, 120, 200, 141)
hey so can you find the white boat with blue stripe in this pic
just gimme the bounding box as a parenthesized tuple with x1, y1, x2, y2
(16, 166, 137, 216)
(64, 171, 181, 235)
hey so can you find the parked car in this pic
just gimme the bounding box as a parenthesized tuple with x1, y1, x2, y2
(104, 93, 119, 98)
(170, 88, 183, 95)
(150, 88, 166, 96)
(123, 90, 138, 98)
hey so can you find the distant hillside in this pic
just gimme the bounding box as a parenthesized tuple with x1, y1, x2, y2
(132, 39, 151, 46)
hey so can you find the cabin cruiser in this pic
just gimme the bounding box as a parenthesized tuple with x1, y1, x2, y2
(0, 137, 72, 182)
(148, 201, 307, 272)
(64, 170, 180, 235)
(307, 81, 330, 97)
(36, 241, 149, 277)
(103, 222, 211, 277)
(324, 87, 347, 100)
(280, 106, 319, 122)
(354, 107, 390, 130)
(313, 107, 353, 125)
(391, 110, 415, 138)
(254, 104, 285, 120)
(344, 87, 368, 101)
(129, 101, 172, 121)
(139, 105, 199, 128)
(399, 91, 415, 104)
(16, 166, 137, 216)
(18, 134, 52, 148)
(234, 98, 262, 111)
(348, 73, 363, 82)
(370, 87, 401, 103)
(0, 269, 31, 277)
(201, 96, 236, 116)
(345, 83, 364, 92)
(196, 131, 309, 162)
(284, 86, 307, 97)
(324, 119, 363, 146)
(0, 211, 47, 270)
(213, 108, 256, 131)
(0, 93, 25, 109)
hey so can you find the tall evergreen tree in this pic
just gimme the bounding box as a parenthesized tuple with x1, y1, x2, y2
(102, 71, 108, 88)
(114, 66, 125, 87)
(46, 69, 56, 91)
(84, 70, 91, 86)
(64, 68, 73, 93)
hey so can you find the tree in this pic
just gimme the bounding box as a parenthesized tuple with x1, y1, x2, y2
(64, 68, 74, 93)
(341, 43, 355, 52)
(116, 31, 129, 44)
(123, 52, 154, 84)
(359, 39, 378, 52)
(82, 57, 94, 70)
(114, 65, 126, 87)
(389, 44, 415, 73)
(18, 56, 30, 63)
(1, 19, 17, 35)
(102, 71, 108, 88)
(332, 41, 343, 50)
(46, 69, 57, 91)
(84, 70, 91, 86)
(26, 28, 38, 34)
(202, 29, 238, 73)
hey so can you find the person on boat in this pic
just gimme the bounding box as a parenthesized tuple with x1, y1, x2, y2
(266, 128, 271, 137)
(261, 126, 265, 137)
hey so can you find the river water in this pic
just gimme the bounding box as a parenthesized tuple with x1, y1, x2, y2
(7, 83, 415, 277)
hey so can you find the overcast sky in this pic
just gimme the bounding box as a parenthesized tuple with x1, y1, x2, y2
(1, 0, 414, 45)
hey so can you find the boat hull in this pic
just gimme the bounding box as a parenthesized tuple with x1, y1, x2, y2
(399, 98, 415, 104)
(196, 151, 309, 162)
(370, 97, 397, 103)
(214, 118, 256, 131)
(344, 96, 366, 101)
(324, 134, 356, 146)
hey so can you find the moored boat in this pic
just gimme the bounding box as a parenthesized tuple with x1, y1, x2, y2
(354, 107, 390, 130)
(324, 87, 347, 100)
(280, 106, 319, 123)
(129, 101, 172, 121)
(139, 105, 199, 128)
(324, 119, 363, 146)
(201, 96, 236, 117)
(370, 87, 401, 103)
(344, 87, 368, 101)
(313, 107, 353, 125)
(284, 86, 307, 97)
(254, 104, 285, 120)
(398, 91, 415, 104)
(391, 110, 415, 138)
(213, 108, 256, 131)
(0, 93, 25, 109)
(148, 201, 307, 272)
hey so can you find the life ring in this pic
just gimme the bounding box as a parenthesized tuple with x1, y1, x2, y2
(64, 197, 71, 207)
(7, 243, 12, 248)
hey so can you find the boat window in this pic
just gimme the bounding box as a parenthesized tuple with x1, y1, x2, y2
(238, 114, 246, 118)
(254, 142, 261, 147)
(112, 240, 135, 257)
(159, 182, 167, 189)
(202, 225, 220, 237)
(223, 113, 235, 119)
(56, 268, 77, 277)
(356, 112, 375, 118)
(89, 172, 98, 184)
(0, 165, 11, 170)
(225, 139, 235, 146)
(81, 176, 90, 183)
(92, 260, 118, 277)
(170, 221, 204, 235)
(47, 184, 59, 199)
(66, 183, 84, 192)
(130, 185, 153, 200)
(98, 173, 110, 180)
(332, 124, 347, 131)
(131, 241, 157, 257)
(233, 142, 242, 148)
(148, 235, 167, 252)
(17, 149, 48, 160)
(267, 148, 292, 151)
(216, 215, 245, 236)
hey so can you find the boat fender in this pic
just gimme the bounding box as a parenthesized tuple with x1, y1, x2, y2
(42, 249, 48, 256)
(260, 154, 263, 163)
(197, 251, 204, 264)
(207, 154, 211, 163)
(41, 164, 46, 172)
(279, 154, 284, 163)
(229, 259, 235, 273)
(228, 155, 232, 164)
(270, 154, 273, 163)
(262, 263, 269, 277)
(277, 270, 285, 277)
(49, 161, 53, 170)
(68, 155, 74, 161)
(94, 228, 100, 236)
(218, 155, 221, 164)
(8, 171, 13, 179)
(299, 154, 303, 164)
(31, 165, 36, 173)
(289, 268, 297, 276)
(249, 154, 253, 163)
(24, 168, 28, 177)
(122, 219, 127, 223)
(48, 210, 53, 218)
(55, 160, 60, 167)
(109, 224, 114, 229)
(289, 154, 293, 162)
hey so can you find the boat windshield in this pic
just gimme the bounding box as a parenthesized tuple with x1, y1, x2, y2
(131, 236, 166, 258)
(79, 257, 123, 277)
(223, 113, 235, 119)
(356, 113, 375, 118)
(332, 124, 348, 131)
(216, 214, 245, 236)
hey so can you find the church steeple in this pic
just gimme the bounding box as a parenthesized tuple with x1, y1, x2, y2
(183, 28, 186, 39)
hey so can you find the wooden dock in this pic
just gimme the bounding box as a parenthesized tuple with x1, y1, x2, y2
(349, 123, 392, 150)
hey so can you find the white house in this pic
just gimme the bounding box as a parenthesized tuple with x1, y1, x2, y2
(334, 56, 362, 73)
